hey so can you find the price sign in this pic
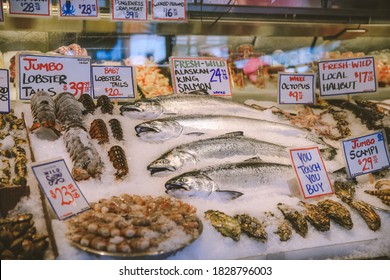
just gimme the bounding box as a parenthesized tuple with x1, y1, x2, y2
(341, 130, 390, 178)
(152, 0, 186, 21)
(92, 65, 136, 99)
(112, 0, 148, 21)
(170, 57, 232, 95)
(0, 69, 10, 113)
(318, 57, 377, 96)
(278, 73, 315, 104)
(9, 0, 51, 16)
(58, 0, 99, 18)
(290, 147, 333, 199)
(0, 2, 4, 22)
(18, 53, 91, 100)
(32, 159, 91, 220)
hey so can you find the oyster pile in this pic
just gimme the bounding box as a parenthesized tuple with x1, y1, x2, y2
(66, 194, 201, 255)
(0, 213, 49, 259)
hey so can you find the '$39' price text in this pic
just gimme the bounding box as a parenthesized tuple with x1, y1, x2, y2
(63, 82, 90, 96)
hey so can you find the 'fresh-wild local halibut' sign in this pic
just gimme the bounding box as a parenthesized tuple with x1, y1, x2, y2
(318, 56, 376, 96)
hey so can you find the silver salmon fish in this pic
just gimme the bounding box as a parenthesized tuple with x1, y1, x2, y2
(165, 160, 295, 200)
(148, 131, 290, 176)
(120, 94, 265, 119)
(134, 114, 335, 151)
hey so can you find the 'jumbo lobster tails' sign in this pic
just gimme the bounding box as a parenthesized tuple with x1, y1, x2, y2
(18, 53, 92, 100)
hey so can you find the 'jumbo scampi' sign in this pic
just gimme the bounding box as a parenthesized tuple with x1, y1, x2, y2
(290, 146, 333, 199)
(18, 53, 92, 100)
(318, 56, 377, 96)
(341, 130, 390, 178)
(170, 57, 232, 95)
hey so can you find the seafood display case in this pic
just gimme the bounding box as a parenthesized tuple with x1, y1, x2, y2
(1, 0, 390, 260)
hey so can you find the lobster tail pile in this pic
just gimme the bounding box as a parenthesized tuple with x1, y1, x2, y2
(97, 95, 114, 115)
(30, 91, 61, 140)
(55, 92, 103, 181)
(89, 119, 109, 145)
(78, 93, 96, 115)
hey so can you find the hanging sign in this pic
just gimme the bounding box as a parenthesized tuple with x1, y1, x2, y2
(0, 69, 10, 113)
(0, 2, 4, 22)
(290, 147, 333, 199)
(152, 0, 186, 21)
(341, 130, 390, 178)
(58, 0, 99, 18)
(32, 158, 91, 220)
(111, 0, 148, 21)
(8, 0, 51, 17)
(18, 53, 91, 100)
(170, 57, 232, 95)
(318, 56, 377, 96)
(278, 73, 315, 104)
(92, 65, 136, 99)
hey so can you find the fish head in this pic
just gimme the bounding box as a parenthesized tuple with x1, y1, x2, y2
(165, 173, 216, 198)
(120, 99, 163, 119)
(134, 119, 183, 142)
(148, 150, 197, 176)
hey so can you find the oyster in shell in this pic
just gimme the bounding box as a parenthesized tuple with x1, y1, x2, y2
(298, 201, 330, 232)
(317, 199, 353, 230)
(277, 203, 308, 238)
(204, 210, 241, 241)
(234, 214, 267, 243)
(349, 200, 381, 231)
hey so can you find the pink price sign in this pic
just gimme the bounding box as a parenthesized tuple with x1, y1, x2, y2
(9, 0, 51, 17)
(278, 73, 316, 104)
(32, 159, 91, 220)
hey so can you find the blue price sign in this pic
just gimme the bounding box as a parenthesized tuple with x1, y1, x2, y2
(342, 130, 390, 178)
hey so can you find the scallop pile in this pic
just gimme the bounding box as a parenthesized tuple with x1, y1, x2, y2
(66, 194, 201, 256)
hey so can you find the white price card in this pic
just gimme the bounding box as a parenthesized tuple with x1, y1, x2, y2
(170, 57, 232, 95)
(18, 53, 92, 100)
(152, 0, 186, 21)
(32, 158, 91, 220)
(92, 65, 136, 99)
(111, 0, 148, 21)
(341, 130, 390, 178)
(9, 0, 51, 16)
(58, 0, 99, 18)
(290, 147, 333, 199)
(0, 69, 10, 113)
(318, 56, 377, 96)
(278, 73, 315, 104)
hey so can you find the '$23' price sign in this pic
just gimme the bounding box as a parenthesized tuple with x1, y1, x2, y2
(341, 130, 390, 178)
(32, 159, 90, 220)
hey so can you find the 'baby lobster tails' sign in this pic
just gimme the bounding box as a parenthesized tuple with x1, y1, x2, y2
(290, 146, 333, 199)
(32, 158, 91, 220)
(18, 53, 92, 100)
(341, 130, 390, 178)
